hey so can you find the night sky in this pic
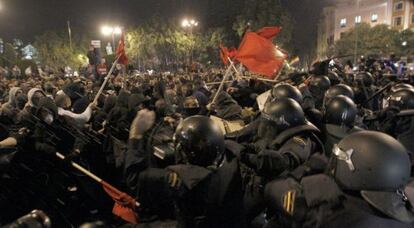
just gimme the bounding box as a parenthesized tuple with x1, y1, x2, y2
(0, 0, 331, 50)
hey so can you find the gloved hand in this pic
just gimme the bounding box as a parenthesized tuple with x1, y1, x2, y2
(129, 109, 156, 139)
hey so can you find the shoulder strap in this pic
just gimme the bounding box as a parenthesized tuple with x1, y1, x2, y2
(271, 122, 321, 147)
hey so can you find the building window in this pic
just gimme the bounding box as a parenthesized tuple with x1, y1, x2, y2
(394, 16, 403, 26)
(411, 14, 414, 24)
(371, 14, 378, 22)
(340, 18, 347, 27)
(394, 1, 404, 11)
(355, 16, 362, 24)
(340, 32, 346, 39)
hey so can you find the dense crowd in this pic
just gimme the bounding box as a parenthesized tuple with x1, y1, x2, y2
(0, 56, 414, 228)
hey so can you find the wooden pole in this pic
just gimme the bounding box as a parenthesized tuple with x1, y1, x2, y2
(93, 57, 120, 104)
(56, 152, 140, 207)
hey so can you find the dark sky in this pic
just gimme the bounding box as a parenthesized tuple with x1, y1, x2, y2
(0, 0, 206, 42)
(0, 0, 330, 46)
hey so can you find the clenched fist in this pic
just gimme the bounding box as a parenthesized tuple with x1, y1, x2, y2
(129, 109, 156, 139)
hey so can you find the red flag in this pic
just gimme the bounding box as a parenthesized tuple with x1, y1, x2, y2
(219, 45, 229, 65)
(256, 26, 281, 40)
(102, 181, 139, 224)
(228, 47, 238, 59)
(219, 45, 238, 65)
(235, 31, 286, 79)
(116, 33, 128, 65)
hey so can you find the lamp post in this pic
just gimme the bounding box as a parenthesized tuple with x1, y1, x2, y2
(181, 18, 198, 66)
(101, 25, 122, 53)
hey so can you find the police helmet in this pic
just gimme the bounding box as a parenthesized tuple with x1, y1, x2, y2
(271, 83, 303, 104)
(388, 88, 414, 110)
(262, 98, 305, 133)
(332, 131, 413, 222)
(324, 84, 354, 105)
(174, 116, 224, 167)
(325, 95, 357, 126)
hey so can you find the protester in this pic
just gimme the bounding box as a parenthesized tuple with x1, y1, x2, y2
(0, 49, 414, 228)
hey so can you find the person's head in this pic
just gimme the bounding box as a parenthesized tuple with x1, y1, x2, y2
(387, 88, 414, 110)
(27, 88, 46, 107)
(324, 84, 354, 106)
(183, 96, 201, 117)
(324, 95, 357, 127)
(174, 116, 224, 167)
(55, 93, 72, 109)
(309, 75, 331, 98)
(271, 83, 303, 105)
(36, 97, 58, 125)
(330, 131, 413, 223)
(258, 98, 305, 139)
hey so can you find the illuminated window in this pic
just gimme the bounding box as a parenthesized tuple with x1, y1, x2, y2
(355, 16, 362, 24)
(394, 1, 404, 11)
(394, 16, 403, 26)
(371, 14, 378, 22)
(340, 18, 347, 27)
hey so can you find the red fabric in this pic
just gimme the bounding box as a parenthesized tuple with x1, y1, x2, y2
(103, 181, 138, 224)
(228, 47, 238, 59)
(219, 45, 238, 65)
(219, 45, 229, 65)
(235, 31, 286, 79)
(116, 33, 129, 66)
(256, 26, 281, 40)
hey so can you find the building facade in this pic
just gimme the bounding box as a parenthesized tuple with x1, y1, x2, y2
(317, 0, 414, 59)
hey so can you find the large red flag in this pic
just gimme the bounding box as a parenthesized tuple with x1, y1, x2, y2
(102, 181, 139, 224)
(235, 30, 286, 79)
(116, 33, 129, 65)
(256, 26, 282, 40)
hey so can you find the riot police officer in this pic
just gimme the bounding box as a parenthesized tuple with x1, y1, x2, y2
(322, 95, 361, 154)
(238, 98, 323, 225)
(124, 112, 244, 227)
(264, 131, 414, 227)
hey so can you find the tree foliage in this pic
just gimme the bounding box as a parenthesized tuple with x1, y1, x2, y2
(232, 0, 294, 52)
(33, 30, 89, 71)
(0, 43, 18, 67)
(125, 17, 226, 69)
(332, 23, 412, 58)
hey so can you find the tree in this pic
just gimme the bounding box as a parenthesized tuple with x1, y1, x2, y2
(395, 29, 414, 57)
(33, 30, 90, 71)
(0, 43, 18, 66)
(232, 0, 294, 52)
(125, 16, 227, 69)
(331, 23, 401, 58)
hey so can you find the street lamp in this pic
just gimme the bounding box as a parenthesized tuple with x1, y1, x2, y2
(181, 18, 198, 66)
(101, 25, 122, 52)
(181, 18, 198, 28)
(402, 41, 407, 46)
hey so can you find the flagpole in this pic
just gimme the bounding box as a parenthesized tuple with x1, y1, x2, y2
(210, 64, 235, 105)
(228, 57, 241, 80)
(93, 57, 120, 104)
(56, 152, 140, 207)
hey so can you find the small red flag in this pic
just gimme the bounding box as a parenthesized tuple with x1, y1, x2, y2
(116, 33, 129, 66)
(256, 26, 282, 40)
(219, 45, 230, 65)
(219, 45, 238, 65)
(102, 181, 138, 224)
(235, 30, 286, 79)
